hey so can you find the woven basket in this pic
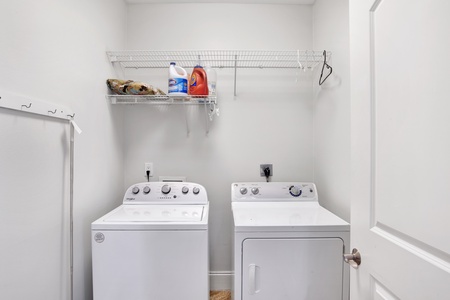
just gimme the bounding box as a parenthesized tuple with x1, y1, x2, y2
(210, 290, 231, 300)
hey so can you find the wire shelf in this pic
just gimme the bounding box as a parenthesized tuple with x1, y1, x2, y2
(106, 50, 330, 70)
(106, 94, 217, 105)
(105, 50, 331, 134)
(106, 94, 219, 135)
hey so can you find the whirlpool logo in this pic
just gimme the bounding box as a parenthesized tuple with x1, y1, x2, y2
(94, 232, 105, 243)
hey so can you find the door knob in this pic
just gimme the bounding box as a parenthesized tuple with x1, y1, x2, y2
(344, 248, 361, 269)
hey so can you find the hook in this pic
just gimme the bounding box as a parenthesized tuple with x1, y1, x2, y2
(48, 109, 57, 114)
(296, 50, 304, 70)
(67, 113, 75, 119)
(319, 50, 333, 85)
(21, 103, 32, 109)
(295, 50, 303, 83)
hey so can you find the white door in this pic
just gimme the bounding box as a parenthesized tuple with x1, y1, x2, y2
(242, 238, 345, 300)
(350, 0, 450, 299)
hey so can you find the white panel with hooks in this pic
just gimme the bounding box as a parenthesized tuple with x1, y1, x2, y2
(0, 89, 80, 300)
(0, 90, 75, 121)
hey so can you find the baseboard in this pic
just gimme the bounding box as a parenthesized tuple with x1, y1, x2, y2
(209, 271, 233, 290)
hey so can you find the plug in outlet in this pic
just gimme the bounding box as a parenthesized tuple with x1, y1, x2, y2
(260, 164, 273, 182)
(260, 164, 273, 177)
(144, 163, 154, 179)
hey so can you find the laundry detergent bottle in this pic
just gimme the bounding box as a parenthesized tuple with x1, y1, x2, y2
(168, 62, 188, 96)
(189, 65, 208, 96)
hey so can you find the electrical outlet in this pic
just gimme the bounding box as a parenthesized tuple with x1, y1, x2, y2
(144, 162, 154, 177)
(260, 164, 273, 177)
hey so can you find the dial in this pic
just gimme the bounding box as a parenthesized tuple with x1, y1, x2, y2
(193, 187, 200, 194)
(289, 185, 302, 197)
(240, 187, 248, 195)
(132, 186, 140, 194)
(143, 186, 151, 194)
(182, 186, 189, 194)
(161, 184, 171, 194)
(251, 187, 259, 195)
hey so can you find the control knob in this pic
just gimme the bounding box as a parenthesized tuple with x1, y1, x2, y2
(240, 187, 248, 195)
(132, 187, 140, 194)
(161, 184, 171, 194)
(289, 186, 302, 197)
(251, 187, 259, 195)
(193, 187, 200, 195)
(182, 186, 189, 194)
(143, 186, 151, 194)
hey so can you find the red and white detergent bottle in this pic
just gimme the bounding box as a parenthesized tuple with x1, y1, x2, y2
(189, 64, 208, 96)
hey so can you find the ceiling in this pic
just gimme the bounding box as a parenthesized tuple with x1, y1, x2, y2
(125, 0, 316, 4)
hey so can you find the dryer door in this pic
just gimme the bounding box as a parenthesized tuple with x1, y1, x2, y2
(242, 238, 344, 300)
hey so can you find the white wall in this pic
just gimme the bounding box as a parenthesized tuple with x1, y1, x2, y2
(124, 3, 314, 286)
(312, 0, 350, 221)
(0, 1, 126, 299)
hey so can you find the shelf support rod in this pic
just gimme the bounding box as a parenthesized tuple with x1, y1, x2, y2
(183, 100, 190, 137)
(203, 100, 210, 136)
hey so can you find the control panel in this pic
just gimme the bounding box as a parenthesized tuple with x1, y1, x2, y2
(123, 182, 207, 205)
(232, 182, 317, 202)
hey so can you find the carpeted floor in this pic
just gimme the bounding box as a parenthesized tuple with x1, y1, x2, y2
(210, 290, 231, 300)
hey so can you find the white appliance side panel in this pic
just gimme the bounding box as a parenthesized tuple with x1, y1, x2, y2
(242, 238, 344, 300)
(92, 230, 209, 300)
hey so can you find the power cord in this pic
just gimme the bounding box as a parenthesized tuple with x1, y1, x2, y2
(146, 170, 150, 182)
(264, 167, 271, 182)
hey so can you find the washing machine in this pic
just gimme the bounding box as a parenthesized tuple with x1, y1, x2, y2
(231, 182, 350, 300)
(92, 182, 209, 300)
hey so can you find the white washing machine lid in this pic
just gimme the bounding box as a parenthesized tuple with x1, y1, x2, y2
(92, 204, 209, 230)
(232, 202, 349, 232)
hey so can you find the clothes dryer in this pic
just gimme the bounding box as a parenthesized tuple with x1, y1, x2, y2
(92, 182, 209, 300)
(232, 182, 349, 300)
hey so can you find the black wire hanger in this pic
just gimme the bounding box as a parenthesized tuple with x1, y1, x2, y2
(319, 50, 333, 85)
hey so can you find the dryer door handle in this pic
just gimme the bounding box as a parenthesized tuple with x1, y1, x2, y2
(248, 264, 261, 295)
